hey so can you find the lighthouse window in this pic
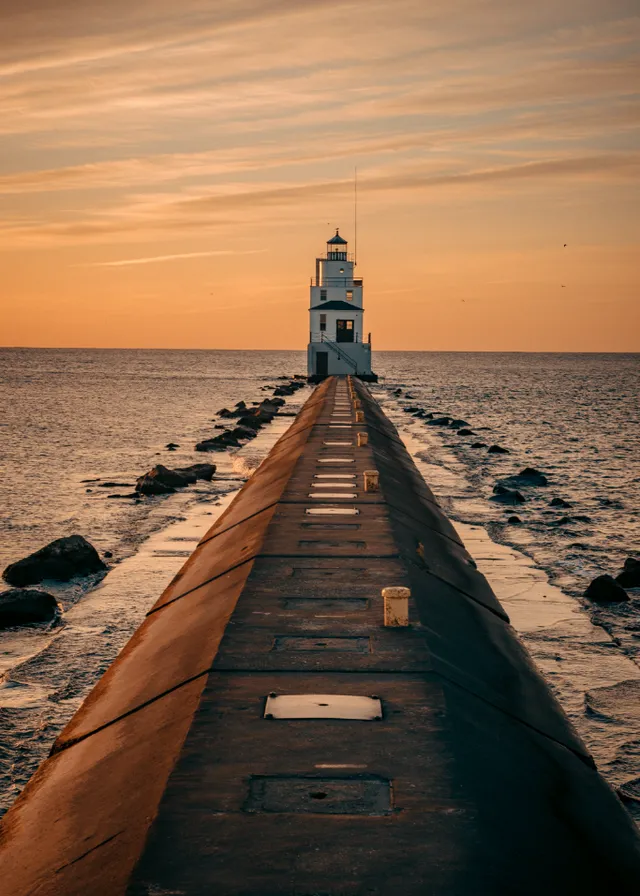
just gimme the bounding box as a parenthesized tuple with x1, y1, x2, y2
(339, 268, 344, 274)
(320, 289, 327, 301)
(346, 290, 353, 301)
(319, 314, 327, 331)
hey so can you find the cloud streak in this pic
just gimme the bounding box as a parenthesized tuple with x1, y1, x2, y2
(79, 248, 266, 267)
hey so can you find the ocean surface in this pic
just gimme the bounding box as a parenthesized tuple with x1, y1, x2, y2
(0, 349, 638, 818)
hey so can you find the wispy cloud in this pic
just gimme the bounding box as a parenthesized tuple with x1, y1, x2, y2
(80, 248, 265, 266)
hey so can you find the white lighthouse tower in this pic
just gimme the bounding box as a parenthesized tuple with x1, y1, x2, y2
(307, 229, 375, 381)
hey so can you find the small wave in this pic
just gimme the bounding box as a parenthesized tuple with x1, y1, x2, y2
(232, 454, 263, 477)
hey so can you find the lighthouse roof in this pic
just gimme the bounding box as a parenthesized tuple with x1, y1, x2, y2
(327, 229, 348, 245)
(310, 300, 362, 311)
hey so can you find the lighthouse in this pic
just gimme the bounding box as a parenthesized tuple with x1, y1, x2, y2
(307, 229, 375, 381)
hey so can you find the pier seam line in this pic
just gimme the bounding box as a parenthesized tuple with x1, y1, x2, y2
(396, 554, 510, 623)
(198, 501, 280, 548)
(51, 661, 594, 771)
(50, 668, 213, 756)
(382, 499, 464, 545)
(146, 555, 257, 616)
(256, 553, 402, 560)
(159, 393, 332, 599)
(433, 669, 596, 769)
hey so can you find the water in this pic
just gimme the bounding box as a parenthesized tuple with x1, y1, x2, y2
(0, 349, 638, 818)
(372, 350, 640, 819)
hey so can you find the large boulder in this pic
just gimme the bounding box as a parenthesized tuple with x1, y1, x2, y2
(174, 463, 216, 482)
(231, 426, 258, 440)
(135, 465, 191, 494)
(426, 416, 451, 426)
(550, 497, 571, 508)
(585, 575, 629, 603)
(257, 400, 280, 419)
(449, 419, 470, 429)
(501, 467, 548, 487)
(490, 485, 526, 505)
(236, 415, 263, 431)
(135, 475, 175, 494)
(0, 589, 61, 629)
(488, 444, 510, 454)
(456, 428, 474, 436)
(3, 535, 106, 587)
(196, 431, 241, 452)
(616, 558, 640, 588)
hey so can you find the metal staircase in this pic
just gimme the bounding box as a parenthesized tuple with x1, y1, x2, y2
(321, 333, 358, 372)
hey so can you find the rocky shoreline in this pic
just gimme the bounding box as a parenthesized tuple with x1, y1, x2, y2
(0, 375, 307, 631)
(391, 387, 639, 609)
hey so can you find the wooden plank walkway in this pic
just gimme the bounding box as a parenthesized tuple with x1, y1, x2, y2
(1, 376, 639, 895)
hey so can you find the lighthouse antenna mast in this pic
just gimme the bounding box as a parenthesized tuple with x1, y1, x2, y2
(354, 166, 358, 267)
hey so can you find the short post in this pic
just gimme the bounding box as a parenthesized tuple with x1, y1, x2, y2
(382, 587, 410, 627)
(353, 399, 361, 409)
(355, 410, 364, 423)
(357, 432, 368, 447)
(363, 470, 379, 492)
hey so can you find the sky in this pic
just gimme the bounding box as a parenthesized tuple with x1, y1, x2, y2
(1, 0, 639, 351)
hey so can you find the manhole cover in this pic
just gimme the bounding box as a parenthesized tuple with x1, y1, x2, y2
(301, 522, 361, 529)
(244, 775, 392, 815)
(305, 507, 359, 515)
(273, 636, 370, 653)
(314, 473, 356, 479)
(309, 493, 358, 499)
(317, 458, 355, 463)
(283, 597, 368, 611)
(264, 694, 382, 720)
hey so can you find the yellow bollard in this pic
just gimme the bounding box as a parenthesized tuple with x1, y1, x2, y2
(357, 432, 368, 447)
(363, 470, 379, 492)
(355, 410, 364, 423)
(353, 399, 361, 409)
(382, 587, 410, 627)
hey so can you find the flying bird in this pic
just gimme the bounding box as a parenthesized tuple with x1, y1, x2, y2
(563, 243, 567, 247)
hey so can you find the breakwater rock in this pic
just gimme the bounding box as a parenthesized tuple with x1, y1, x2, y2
(2, 535, 106, 587)
(490, 485, 526, 505)
(616, 558, 640, 588)
(0, 589, 61, 629)
(135, 464, 216, 494)
(585, 575, 629, 603)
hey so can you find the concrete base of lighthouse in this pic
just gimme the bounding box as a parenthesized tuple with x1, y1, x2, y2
(307, 341, 377, 382)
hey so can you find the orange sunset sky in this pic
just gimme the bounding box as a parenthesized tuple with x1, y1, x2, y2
(1, 0, 639, 351)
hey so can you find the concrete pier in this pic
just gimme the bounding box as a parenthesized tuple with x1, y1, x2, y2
(1, 376, 639, 894)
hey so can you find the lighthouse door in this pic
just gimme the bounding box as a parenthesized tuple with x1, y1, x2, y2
(336, 320, 354, 343)
(315, 352, 328, 376)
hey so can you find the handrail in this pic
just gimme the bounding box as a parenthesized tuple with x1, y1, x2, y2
(313, 277, 363, 288)
(311, 331, 370, 345)
(320, 333, 358, 371)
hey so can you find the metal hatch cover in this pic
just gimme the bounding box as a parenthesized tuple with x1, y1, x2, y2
(264, 694, 382, 720)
